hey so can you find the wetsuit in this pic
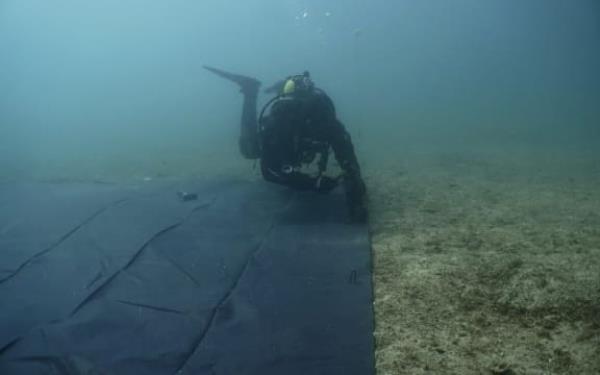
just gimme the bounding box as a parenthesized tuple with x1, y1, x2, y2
(239, 86, 367, 222)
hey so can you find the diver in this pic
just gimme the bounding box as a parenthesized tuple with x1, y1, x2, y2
(204, 66, 367, 223)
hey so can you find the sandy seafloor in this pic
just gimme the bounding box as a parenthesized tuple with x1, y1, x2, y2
(3, 135, 599, 374)
(366, 144, 600, 375)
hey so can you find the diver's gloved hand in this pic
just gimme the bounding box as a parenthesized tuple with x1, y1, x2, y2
(314, 175, 340, 193)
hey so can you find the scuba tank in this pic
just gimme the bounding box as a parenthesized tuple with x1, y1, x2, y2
(258, 93, 331, 176)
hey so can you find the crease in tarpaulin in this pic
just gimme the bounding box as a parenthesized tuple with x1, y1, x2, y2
(174, 193, 297, 374)
(174, 221, 278, 374)
(69, 199, 216, 317)
(0, 195, 215, 354)
(0, 198, 130, 284)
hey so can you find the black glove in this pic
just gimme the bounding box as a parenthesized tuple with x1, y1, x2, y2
(314, 175, 340, 193)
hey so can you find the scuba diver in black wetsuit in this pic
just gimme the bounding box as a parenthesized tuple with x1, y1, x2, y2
(204, 66, 367, 223)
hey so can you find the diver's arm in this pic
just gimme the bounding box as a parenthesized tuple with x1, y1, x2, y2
(329, 121, 362, 176)
(328, 120, 368, 222)
(314, 92, 363, 178)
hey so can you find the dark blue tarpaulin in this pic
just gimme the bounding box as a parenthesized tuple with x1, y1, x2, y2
(0, 179, 373, 375)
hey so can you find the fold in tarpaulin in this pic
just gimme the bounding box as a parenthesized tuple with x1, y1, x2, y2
(0, 179, 374, 375)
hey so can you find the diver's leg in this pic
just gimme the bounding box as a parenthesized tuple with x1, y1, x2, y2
(203, 66, 261, 158)
(239, 87, 260, 158)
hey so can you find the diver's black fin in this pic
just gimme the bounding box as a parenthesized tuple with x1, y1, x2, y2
(203, 65, 261, 94)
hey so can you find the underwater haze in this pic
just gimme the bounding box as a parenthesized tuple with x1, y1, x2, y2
(1, 0, 599, 181)
(2, 1, 600, 373)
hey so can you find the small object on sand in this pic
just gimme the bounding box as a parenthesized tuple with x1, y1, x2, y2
(177, 191, 198, 202)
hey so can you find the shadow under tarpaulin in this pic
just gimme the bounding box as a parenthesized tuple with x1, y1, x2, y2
(0, 179, 374, 375)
